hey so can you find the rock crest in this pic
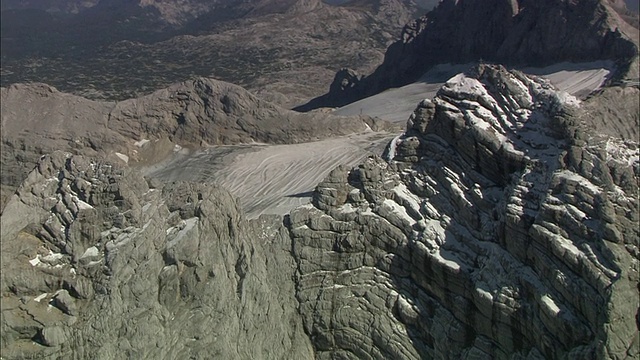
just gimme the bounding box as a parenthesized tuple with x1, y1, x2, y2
(300, 0, 639, 109)
(288, 65, 639, 358)
(1, 66, 637, 359)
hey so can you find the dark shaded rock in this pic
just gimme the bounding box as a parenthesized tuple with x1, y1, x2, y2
(299, 0, 639, 110)
(288, 66, 639, 359)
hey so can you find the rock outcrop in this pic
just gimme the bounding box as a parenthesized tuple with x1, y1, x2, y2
(289, 65, 639, 358)
(1, 66, 637, 359)
(1, 151, 313, 359)
(0, 78, 387, 210)
(297, 0, 640, 110)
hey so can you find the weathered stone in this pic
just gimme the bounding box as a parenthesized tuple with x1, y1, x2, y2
(52, 290, 77, 316)
(288, 66, 639, 359)
(41, 327, 67, 347)
(0, 153, 314, 359)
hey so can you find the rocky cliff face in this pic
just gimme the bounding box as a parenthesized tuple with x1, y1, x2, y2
(288, 65, 639, 358)
(2, 65, 637, 359)
(1, 152, 314, 359)
(298, 0, 640, 110)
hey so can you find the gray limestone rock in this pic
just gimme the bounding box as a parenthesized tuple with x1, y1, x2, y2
(0, 152, 313, 359)
(52, 290, 77, 316)
(41, 327, 67, 347)
(1, 65, 637, 360)
(288, 65, 639, 359)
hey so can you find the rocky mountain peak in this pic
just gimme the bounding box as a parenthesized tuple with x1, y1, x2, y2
(298, 0, 640, 110)
(290, 65, 638, 358)
(1, 64, 637, 359)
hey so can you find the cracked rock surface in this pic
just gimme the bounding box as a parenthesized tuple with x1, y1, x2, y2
(1, 152, 313, 359)
(1, 65, 637, 359)
(288, 65, 639, 359)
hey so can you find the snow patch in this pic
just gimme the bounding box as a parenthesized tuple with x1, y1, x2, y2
(444, 74, 486, 97)
(603, 139, 639, 167)
(386, 135, 401, 162)
(557, 92, 581, 107)
(33, 293, 48, 303)
(337, 203, 357, 214)
(80, 246, 100, 260)
(29, 250, 64, 268)
(555, 170, 600, 194)
(115, 152, 129, 164)
(167, 218, 198, 248)
(134, 139, 150, 147)
(28, 256, 41, 267)
(42, 251, 63, 262)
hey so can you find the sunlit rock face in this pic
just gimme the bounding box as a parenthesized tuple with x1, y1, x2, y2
(0, 152, 314, 359)
(288, 65, 639, 359)
(1, 65, 637, 360)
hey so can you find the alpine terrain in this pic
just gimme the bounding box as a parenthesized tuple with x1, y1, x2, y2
(0, 0, 638, 359)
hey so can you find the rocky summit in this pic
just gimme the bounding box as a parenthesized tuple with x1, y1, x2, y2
(298, 0, 640, 110)
(290, 65, 638, 359)
(1, 65, 637, 359)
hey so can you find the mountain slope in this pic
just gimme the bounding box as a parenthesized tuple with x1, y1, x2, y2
(297, 0, 640, 110)
(1, 65, 637, 359)
(0, 78, 385, 209)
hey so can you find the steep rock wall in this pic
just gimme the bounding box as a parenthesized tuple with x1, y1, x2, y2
(289, 65, 639, 359)
(0, 152, 313, 359)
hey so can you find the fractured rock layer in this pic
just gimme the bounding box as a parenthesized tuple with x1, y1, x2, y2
(288, 65, 639, 359)
(1, 152, 313, 359)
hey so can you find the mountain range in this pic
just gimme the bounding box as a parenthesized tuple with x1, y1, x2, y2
(0, 0, 638, 359)
(0, 0, 427, 107)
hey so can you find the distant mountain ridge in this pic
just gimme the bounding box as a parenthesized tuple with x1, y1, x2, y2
(0, 0, 423, 106)
(0, 77, 391, 208)
(297, 0, 640, 111)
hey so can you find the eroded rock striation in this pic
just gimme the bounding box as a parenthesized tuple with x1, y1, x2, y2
(1, 66, 637, 359)
(289, 65, 639, 359)
(1, 151, 313, 359)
